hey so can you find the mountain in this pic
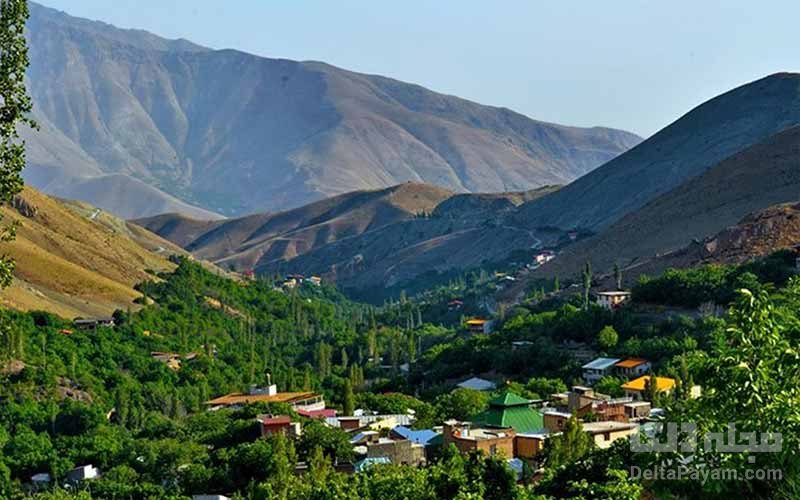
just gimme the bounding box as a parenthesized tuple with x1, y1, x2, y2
(135, 182, 559, 292)
(516, 73, 800, 232)
(535, 124, 800, 279)
(0, 186, 189, 317)
(135, 182, 455, 268)
(23, 2, 640, 218)
(615, 201, 800, 285)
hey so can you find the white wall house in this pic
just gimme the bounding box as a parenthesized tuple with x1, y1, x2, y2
(581, 357, 621, 385)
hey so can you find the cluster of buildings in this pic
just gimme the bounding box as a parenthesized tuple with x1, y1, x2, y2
(278, 274, 322, 291)
(72, 317, 115, 330)
(31, 465, 101, 492)
(580, 356, 686, 400)
(581, 358, 688, 401)
(595, 291, 632, 311)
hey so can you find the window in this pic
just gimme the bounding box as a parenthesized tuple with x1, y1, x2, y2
(489, 444, 497, 456)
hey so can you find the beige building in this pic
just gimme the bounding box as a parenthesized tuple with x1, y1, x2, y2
(582, 421, 638, 449)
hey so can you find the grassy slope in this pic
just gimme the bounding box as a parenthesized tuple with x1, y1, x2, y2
(0, 187, 187, 317)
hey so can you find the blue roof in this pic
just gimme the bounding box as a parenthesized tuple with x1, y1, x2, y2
(582, 357, 621, 370)
(355, 457, 391, 473)
(392, 426, 440, 445)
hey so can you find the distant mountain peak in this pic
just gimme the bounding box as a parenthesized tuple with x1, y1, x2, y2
(23, 2, 639, 218)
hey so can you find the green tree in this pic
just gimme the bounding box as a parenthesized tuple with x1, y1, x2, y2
(342, 380, 355, 416)
(597, 325, 619, 351)
(582, 261, 593, 310)
(525, 377, 567, 399)
(594, 376, 625, 398)
(613, 262, 623, 290)
(544, 415, 592, 469)
(0, 0, 35, 289)
(643, 373, 659, 403)
(434, 388, 489, 421)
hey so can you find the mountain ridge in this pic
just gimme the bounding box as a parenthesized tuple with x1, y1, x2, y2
(23, 1, 639, 218)
(533, 124, 800, 280)
(515, 72, 800, 232)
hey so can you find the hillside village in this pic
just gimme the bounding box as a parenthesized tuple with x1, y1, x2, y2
(2, 1, 800, 499)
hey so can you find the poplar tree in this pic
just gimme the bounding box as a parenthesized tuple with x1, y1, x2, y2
(0, 0, 34, 289)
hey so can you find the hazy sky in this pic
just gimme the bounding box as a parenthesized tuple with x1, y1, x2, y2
(37, 0, 800, 137)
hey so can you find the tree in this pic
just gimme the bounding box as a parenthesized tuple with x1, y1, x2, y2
(553, 276, 560, 293)
(594, 376, 625, 398)
(525, 377, 567, 400)
(582, 261, 592, 309)
(0, 0, 35, 289)
(613, 262, 623, 290)
(543, 415, 593, 469)
(342, 380, 354, 416)
(643, 373, 659, 403)
(297, 420, 354, 464)
(597, 325, 619, 351)
(434, 388, 489, 421)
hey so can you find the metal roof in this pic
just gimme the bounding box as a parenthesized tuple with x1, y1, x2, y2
(582, 357, 622, 370)
(457, 377, 497, 391)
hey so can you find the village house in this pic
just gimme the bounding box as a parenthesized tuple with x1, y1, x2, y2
(73, 317, 115, 330)
(297, 408, 336, 419)
(615, 358, 651, 379)
(534, 251, 556, 266)
(30, 472, 51, 489)
(456, 376, 497, 391)
(542, 410, 572, 433)
(565, 386, 633, 423)
(66, 465, 100, 484)
(205, 383, 325, 412)
(596, 291, 631, 311)
(623, 401, 652, 420)
(621, 375, 677, 400)
(390, 426, 440, 447)
(581, 357, 621, 385)
(366, 437, 426, 467)
(331, 413, 415, 431)
(470, 392, 544, 434)
(465, 318, 495, 335)
(443, 420, 516, 458)
(350, 430, 381, 446)
(193, 496, 230, 500)
(259, 415, 301, 438)
(514, 432, 549, 461)
(582, 421, 639, 449)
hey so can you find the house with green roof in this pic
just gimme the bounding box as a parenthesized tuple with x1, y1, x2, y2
(470, 391, 544, 433)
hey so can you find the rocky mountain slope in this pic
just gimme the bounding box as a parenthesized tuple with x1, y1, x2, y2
(618, 202, 800, 283)
(23, 2, 639, 218)
(0, 187, 188, 317)
(136, 183, 559, 290)
(516, 73, 800, 232)
(535, 124, 800, 280)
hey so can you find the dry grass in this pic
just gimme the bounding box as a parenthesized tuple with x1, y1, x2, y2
(0, 187, 182, 317)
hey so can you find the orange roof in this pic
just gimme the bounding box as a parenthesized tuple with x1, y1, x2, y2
(621, 375, 676, 392)
(205, 391, 319, 406)
(466, 319, 488, 325)
(615, 358, 648, 369)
